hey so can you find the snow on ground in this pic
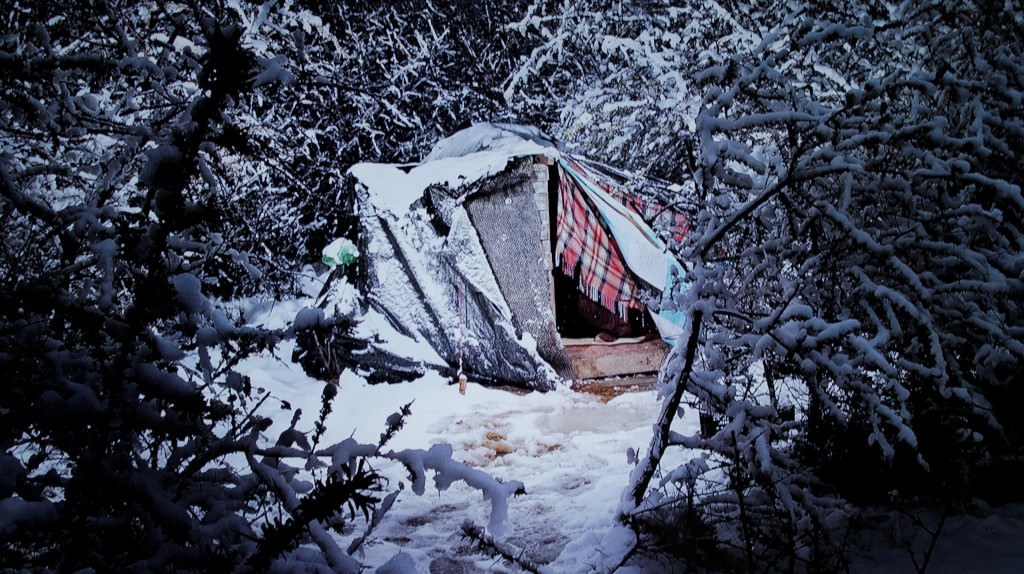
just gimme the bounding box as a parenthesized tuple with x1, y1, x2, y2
(243, 334, 695, 573)
(249, 354, 1024, 574)
(238, 272, 695, 571)
(238, 277, 1024, 573)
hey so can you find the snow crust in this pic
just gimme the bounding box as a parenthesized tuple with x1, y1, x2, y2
(423, 122, 559, 162)
(263, 364, 684, 571)
(240, 292, 691, 571)
(350, 123, 558, 215)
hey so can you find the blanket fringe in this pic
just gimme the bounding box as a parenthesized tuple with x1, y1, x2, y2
(557, 252, 634, 319)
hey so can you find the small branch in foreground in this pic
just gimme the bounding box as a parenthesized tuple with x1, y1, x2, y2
(905, 504, 949, 574)
(460, 521, 541, 574)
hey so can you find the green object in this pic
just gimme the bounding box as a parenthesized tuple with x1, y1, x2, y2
(322, 238, 359, 268)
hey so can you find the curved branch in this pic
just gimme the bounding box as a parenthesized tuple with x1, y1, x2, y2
(623, 308, 704, 512)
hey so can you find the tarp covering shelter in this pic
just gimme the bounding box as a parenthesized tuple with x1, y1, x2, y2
(351, 124, 688, 390)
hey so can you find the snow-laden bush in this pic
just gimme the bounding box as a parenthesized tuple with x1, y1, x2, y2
(503, 0, 789, 184)
(618, 0, 1024, 570)
(0, 2, 522, 571)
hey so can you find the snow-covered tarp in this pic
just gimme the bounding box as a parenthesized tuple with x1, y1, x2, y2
(351, 124, 564, 389)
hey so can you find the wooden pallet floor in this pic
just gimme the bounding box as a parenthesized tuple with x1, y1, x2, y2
(571, 373, 659, 400)
(562, 335, 669, 381)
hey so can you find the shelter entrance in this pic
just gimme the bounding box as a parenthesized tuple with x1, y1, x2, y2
(544, 162, 668, 382)
(552, 271, 655, 342)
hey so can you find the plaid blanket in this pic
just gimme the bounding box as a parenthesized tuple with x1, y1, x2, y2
(554, 160, 643, 316)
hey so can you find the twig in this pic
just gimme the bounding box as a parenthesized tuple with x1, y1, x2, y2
(906, 505, 949, 574)
(460, 521, 541, 574)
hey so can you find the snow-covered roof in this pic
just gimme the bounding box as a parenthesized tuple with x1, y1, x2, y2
(349, 123, 560, 215)
(423, 123, 561, 162)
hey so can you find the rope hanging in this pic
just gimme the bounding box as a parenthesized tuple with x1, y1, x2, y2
(457, 281, 467, 395)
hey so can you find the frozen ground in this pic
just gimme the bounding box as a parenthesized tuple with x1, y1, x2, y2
(239, 284, 1024, 573)
(245, 336, 694, 572)
(243, 341, 1024, 574)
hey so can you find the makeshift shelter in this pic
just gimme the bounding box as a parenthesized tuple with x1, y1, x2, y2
(349, 124, 689, 391)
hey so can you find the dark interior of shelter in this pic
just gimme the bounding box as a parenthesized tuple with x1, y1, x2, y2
(552, 271, 656, 341)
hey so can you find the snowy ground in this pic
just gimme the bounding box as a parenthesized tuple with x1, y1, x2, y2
(238, 284, 1024, 573)
(243, 335, 693, 572)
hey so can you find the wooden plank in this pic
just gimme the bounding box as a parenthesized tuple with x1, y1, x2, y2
(563, 337, 669, 380)
(572, 375, 658, 399)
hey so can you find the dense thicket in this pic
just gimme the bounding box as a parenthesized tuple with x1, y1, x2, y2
(0, 2, 524, 571)
(609, 1, 1024, 570)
